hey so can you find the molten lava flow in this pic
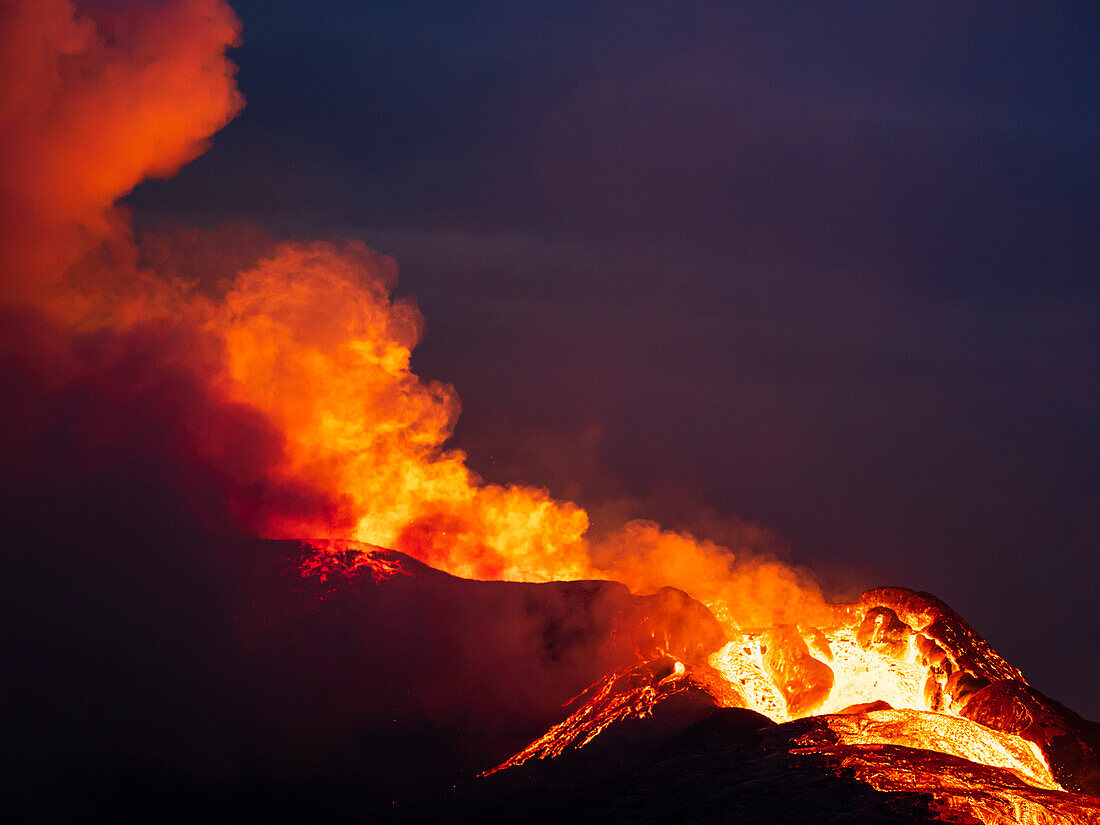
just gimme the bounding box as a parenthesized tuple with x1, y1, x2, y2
(704, 591, 1030, 728)
(483, 656, 743, 775)
(806, 709, 1057, 791)
(484, 585, 1100, 822)
(4, 4, 1099, 823)
(770, 711, 1100, 825)
(709, 623, 930, 723)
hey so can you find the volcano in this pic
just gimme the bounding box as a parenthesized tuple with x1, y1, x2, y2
(292, 544, 1100, 824)
(271, 543, 1100, 824)
(11, 535, 1097, 823)
(2, 2, 1098, 823)
(473, 582, 1100, 824)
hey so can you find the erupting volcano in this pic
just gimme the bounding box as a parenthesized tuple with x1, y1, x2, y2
(1, 1, 1097, 823)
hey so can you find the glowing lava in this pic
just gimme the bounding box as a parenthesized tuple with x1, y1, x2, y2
(710, 622, 930, 723)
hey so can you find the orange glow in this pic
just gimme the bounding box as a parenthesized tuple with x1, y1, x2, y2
(0, 0, 242, 307)
(204, 239, 594, 581)
(199, 239, 855, 636)
(7, 9, 1097, 819)
(0, 0, 843, 638)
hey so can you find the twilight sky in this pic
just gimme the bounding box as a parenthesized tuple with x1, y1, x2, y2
(127, 1, 1099, 716)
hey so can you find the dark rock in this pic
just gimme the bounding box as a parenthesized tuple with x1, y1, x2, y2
(964, 680, 1100, 797)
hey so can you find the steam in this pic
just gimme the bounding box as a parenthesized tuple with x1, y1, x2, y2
(0, 0, 828, 633)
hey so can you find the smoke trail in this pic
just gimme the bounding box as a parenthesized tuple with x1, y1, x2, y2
(0, 0, 828, 634)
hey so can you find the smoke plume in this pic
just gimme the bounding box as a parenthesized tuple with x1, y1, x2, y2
(0, 0, 832, 627)
(0, 2, 832, 807)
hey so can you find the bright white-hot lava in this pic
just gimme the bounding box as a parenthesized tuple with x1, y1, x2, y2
(698, 597, 1080, 808)
(816, 708, 1057, 790)
(709, 624, 930, 723)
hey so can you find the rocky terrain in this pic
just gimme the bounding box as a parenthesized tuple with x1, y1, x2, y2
(6, 539, 1098, 823)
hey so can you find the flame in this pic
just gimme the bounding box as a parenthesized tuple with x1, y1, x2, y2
(7, 9, 1095, 819)
(198, 242, 834, 624)
(0, 0, 848, 640)
(202, 239, 595, 581)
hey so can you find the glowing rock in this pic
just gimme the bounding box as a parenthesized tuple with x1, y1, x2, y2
(856, 606, 912, 660)
(761, 625, 835, 717)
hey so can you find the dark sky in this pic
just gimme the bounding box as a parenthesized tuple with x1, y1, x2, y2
(128, 1, 1099, 717)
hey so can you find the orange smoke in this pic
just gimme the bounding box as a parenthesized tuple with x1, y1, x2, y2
(0, 0, 242, 306)
(589, 520, 830, 628)
(204, 238, 593, 581)
(0, 0, 830, 630)
(198, 237, 831, 628)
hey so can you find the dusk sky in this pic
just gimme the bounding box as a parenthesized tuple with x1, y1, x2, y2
(126, 2, 1099, 715)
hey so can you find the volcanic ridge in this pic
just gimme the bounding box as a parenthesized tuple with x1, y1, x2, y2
(301, 541, 1100, 825)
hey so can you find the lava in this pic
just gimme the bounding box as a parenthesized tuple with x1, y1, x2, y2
(483, 584, 1100, 822)
(2, 3, 1098, 823)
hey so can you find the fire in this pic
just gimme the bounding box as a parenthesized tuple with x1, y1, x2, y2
(0, 9, 1049, 777)
(198, 242, 836, 615)
(5, 4, 1099, 821)
(1, 0, 841, 639)
(206, 238, 594, 579)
